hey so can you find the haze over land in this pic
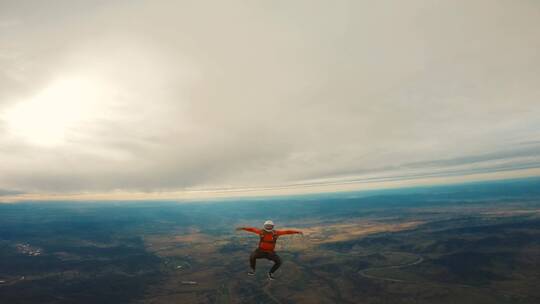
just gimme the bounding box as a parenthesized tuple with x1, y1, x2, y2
(1, 0, 540, 201)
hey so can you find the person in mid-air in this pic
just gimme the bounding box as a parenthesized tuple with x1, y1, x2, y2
(236, 220, 303, 280)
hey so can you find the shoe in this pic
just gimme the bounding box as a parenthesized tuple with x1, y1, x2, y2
(247, 270, 255, 276)
(267, 272, 275, 280)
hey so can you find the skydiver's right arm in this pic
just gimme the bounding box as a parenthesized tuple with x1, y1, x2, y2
(235, 227, 262, 234)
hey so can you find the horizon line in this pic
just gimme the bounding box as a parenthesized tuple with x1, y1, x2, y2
(2, 167, 539, 203)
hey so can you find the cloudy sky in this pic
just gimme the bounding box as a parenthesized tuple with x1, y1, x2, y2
(1, 0, 540, 201)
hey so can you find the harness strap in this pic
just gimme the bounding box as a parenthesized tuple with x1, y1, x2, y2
(259, 230, 277, 243)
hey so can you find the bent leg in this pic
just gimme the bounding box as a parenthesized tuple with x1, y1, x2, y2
(250, 249, 260, 270)
(268, 253, 282, 274)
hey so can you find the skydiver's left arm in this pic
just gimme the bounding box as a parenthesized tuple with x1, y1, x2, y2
(276, 229, 303, 236)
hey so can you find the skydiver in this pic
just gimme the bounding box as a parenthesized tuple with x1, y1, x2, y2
(236, 220, 303, 280)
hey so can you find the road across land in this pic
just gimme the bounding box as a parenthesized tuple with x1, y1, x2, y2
(358, 252, 424, 283)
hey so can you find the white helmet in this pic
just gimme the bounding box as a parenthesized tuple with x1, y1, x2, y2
(263, 220, 274, 231)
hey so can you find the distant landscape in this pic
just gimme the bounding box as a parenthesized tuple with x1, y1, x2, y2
(1, 177, 540, 303)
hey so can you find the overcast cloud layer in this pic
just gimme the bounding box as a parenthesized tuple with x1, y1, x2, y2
(1, 0, 540, 197)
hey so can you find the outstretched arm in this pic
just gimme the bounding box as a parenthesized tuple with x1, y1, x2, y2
(276, 229, 303, 236)
(235, 227, 262, 234)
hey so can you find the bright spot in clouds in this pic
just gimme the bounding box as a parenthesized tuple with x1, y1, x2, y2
(3, 77, 111, 147)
